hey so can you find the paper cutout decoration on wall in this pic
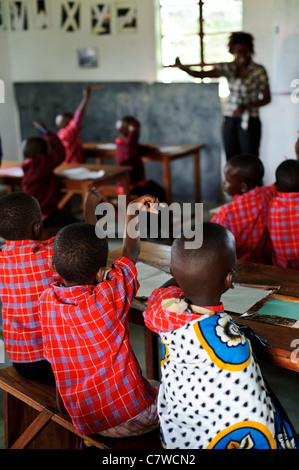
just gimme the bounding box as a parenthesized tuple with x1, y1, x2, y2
(10, 1, 28, 31)
(91, 3, 110, 35)
(32, 0, 50, 30)
(116, 3, 137, 33)
(61, 1, 80, 32)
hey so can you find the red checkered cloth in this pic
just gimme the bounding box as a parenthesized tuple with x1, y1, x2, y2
(0, 238, 58, 363)
(39, 256, 157, 435)
(22, 132, 65, 218)
(211, 184, 277, 262)
(57, 107, 85, 164)
(143, 286, 224, 333)
(268, 192, 299, 269)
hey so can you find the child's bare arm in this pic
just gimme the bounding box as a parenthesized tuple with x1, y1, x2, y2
(122, 195, 161, 264)
(84, 187, 103, 225)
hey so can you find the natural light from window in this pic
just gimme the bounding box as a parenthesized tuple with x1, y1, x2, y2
(158, 0, 243, 98)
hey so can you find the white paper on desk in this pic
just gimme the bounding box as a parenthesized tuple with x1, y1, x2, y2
(59, 167, 105, 180)
(157, 146, 184, 153)
(135, 262, 172, 298)
(0, 167, 24, 177)
(105, 262, 171, 299)
(221, 285, 271, 314)
(96, 143, 116, 150)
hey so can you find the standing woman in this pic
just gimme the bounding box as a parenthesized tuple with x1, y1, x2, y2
(175, 32, 271, 160)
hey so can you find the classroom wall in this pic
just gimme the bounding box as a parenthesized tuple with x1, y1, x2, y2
(0, 0, 158, 162)
(243, 0, 299, 184)
(1, 0, 298, 193)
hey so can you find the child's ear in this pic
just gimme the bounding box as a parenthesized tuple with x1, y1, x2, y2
(240, 182, 248, 193)
(96, 266, 106, 283)
(51, 257, 57, 272)
(32, 221, 42, 240)
(224, 269, 235, 290)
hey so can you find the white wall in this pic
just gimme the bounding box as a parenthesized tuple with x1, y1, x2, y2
(244, 0, 299, 184)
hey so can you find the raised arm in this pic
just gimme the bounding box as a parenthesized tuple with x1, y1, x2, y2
(175, 57, 220, 79)
(83, 187, 103, 225)
(122, 195, 161, 264)
(33, 121, 65, 167)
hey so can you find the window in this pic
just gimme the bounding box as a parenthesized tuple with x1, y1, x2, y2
(158, 0, 243, 95)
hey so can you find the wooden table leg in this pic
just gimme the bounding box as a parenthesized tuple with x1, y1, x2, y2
(162, 158, 171, 205)
(194, 150, 201, 203)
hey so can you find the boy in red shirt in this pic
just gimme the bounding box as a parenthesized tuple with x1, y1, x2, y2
(21, 122, 77, 228)
(0, 192, 58, 384)
(0, 189, 102, 384)
(268, 159, 299, 269)
(39, 195, 161, 437)
(56, 86, 91, 164)
(211, 154, 276, 263)
(115, 116, 165, 201)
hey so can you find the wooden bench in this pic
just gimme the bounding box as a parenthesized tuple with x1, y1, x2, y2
(0, 366, 162, 450)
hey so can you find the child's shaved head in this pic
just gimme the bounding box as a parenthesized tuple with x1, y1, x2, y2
(0, 192, 42, 240)
(22, 137, 48, 159)
(170, 223, 236, 304)
(53, 222, 108, 285)
(275, 159, 299, 193)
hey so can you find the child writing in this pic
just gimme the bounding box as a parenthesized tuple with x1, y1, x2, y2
(56, 86, 91, 164)
(39, 194, 162, 437)
(268, 159, 299, 269)
(0, 189, 102, 384)
(115, 115, 165, 201)
(143, 222, 298, 449)
(211, 154, 276, 263)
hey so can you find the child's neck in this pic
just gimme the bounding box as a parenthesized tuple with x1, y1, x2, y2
(185, 293, 222, 308)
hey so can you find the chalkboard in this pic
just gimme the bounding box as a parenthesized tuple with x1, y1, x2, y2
(273, 0, 299, 93)
(14, 81, 222, 201)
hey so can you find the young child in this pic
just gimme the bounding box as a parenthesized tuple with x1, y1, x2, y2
(22, 122, 70, 228)
(0, 189, 101, 384)
(268, 159, 299, 269)
(115, 115, 165, 201)
(211, 154, 276, 263)
(56, 86, 91, 164)
(39, 195, 161, 437)
(143, 222, 298, 449)
(0, 192, 57, 384)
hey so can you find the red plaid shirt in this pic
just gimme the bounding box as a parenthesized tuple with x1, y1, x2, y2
(0, 238, 58, 363)
(211, 184, 277, 262)
(22, 132, 65, 218)
(57, 108, 85, 164)
(268, 192, 299, 269)
(39, 257, 157, 435)
(143, 286, 224, 333)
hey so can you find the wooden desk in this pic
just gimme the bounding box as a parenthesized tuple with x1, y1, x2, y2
(83, 142, 206, 205)
(0, 160, 132, 209)
(54, 162, 132, 209)
(108, 241, 299, 377)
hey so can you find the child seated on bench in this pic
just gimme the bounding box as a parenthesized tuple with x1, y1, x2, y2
(0, 192, 58, 384)
(211, 154, 276, 263)
(268, 159, 299, 269)
(143, 222, 298, 449)
(115, 116, 165, 201)
(0, 189, 102, 385)
(39, 195, 161, 437)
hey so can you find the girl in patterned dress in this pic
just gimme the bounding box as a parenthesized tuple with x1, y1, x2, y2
(143, 223, 298, 449)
